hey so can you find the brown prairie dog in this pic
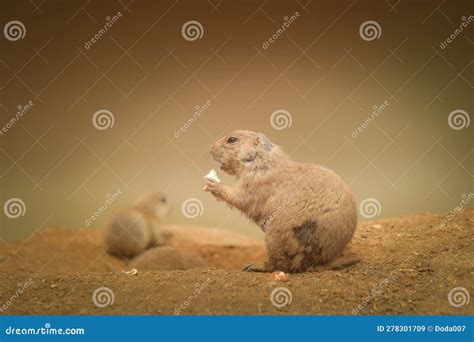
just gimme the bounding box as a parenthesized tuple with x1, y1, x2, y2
(103, 192, 170, 259)
(204, 130, 357, 273)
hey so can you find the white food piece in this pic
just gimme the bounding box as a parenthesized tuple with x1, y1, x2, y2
(204, 169, 221, 183)
(122, 268, 138, 275)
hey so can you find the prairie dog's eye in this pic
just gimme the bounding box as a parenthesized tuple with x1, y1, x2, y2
(226, 136, 237, 144)
(160, 197, 167, 203)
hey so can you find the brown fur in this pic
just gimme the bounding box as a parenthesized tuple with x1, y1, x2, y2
(103, 192, 169, 259)
(205, 130, 357, 273)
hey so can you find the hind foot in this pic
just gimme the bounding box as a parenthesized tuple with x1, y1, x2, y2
(243, 262, 267, 272)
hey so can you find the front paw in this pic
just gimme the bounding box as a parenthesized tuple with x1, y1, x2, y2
(203, 180, 222, 197)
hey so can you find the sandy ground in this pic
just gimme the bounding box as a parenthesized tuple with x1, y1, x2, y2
(0, 209, 472, 315)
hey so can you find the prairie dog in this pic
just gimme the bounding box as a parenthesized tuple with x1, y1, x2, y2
(103, 192, 170, 259)
(204, 130, 357, 273)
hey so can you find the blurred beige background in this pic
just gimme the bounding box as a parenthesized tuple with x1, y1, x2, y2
(1, 0, 472, 241)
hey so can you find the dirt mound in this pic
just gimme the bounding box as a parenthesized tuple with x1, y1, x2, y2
(0, 224, 265, 274)
(0, 227, 125, 274)
(129, 246, 208, 271)
(0, 209, 472, 315)
(163, 224, 264, 247)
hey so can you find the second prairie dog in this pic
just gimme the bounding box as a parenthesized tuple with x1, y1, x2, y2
(205, 130, 357, 273)
(103, 192, 170, 259)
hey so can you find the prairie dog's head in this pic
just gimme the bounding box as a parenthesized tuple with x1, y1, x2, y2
(133, 192, 170, 217)
(210, 130, 275, 177)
